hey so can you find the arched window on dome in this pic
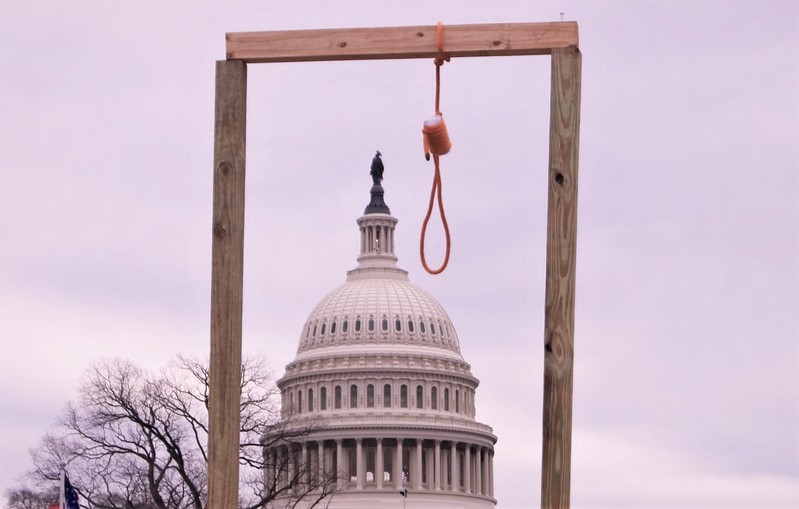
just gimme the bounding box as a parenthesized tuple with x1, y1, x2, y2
(419, 320, 426, 334)
(383, 384, 392, 408)
(320, 387, 327, 410)
(444, 388, 450, 411)
(297, 390, 303, 413)
(407, 317, 415, 333)
(367, 384, 375, 407)
(312, 324, 317, 337)
(431, 386, 438, 410)
(381, 317, 388, 332)
(455, 389, 460, 413)
(350, 384, 358, 408)
(368, 317, 375, 332)
(305, 324, 310, 339)
(400, 385, 408, 408)
(335, 386, 342, 409)
(416, 385, 423, 409)
(355, 318, 361, 332)
(342, 319, 349, 333)
(308, 388, 314, 412)
(395, 317, 402, 332)
(430, 322, 436, 336)
(320, 323, 325, 336)
(439, 323, 444, 336)
(288, 391, 294, 413)
(330, 320, 337, 334)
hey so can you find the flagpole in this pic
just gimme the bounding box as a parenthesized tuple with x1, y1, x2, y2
(59, 468, 65, 509)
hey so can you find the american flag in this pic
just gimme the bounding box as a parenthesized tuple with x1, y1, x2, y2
(63, 474, 79, 509)
(50, 471, 80, 509)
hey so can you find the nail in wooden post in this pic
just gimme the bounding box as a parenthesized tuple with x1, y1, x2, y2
(208, 59, 247, 509)
(541, 45, 581, 509)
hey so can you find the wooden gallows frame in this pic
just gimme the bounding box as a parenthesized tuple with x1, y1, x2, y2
(209, 21, 581, 508)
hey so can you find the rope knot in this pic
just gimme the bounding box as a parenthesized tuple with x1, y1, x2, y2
(434, 22, 449, 67)
(434, 53, 450, 67)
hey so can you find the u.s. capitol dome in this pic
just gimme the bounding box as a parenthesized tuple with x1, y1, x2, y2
(265, 154, 497, 508)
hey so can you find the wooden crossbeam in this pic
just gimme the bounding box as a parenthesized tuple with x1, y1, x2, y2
(226, 21, 578, 63)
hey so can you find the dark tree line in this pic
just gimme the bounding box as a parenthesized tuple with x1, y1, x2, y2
(6, 356, 334, 509)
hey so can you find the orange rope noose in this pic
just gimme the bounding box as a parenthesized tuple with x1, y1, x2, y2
(420, 22, 452, 275)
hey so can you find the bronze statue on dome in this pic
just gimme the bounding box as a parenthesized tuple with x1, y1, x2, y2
(370, 150, 384, 185)
(365, 150, 390, 215)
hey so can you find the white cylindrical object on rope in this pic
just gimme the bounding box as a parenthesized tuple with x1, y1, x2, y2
(423, 114, 451, 156)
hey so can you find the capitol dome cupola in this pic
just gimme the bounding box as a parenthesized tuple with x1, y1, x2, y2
(349, 151, 403, 278)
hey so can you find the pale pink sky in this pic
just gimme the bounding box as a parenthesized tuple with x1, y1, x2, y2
(1, 1, 797, 507)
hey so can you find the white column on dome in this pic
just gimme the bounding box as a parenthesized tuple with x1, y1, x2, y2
(376, 438, 384, 489)
(450, 441, 458, 492)
(356, 438, 364, 489)
(395, 438, 403, 488)
(489, 450, 494, 498)
(414, 439, 423, 489)
(336, 440, 344, 490)
(434, 440, 442, 490)
(482, 448, 489, 496)
(464, 444, 471, 493)
(442, 448, 449, 490)
(475, 446, 482, 495)
(318, 442, 325, 485)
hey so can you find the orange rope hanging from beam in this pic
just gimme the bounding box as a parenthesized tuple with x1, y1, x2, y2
(420, 22, 452, 275)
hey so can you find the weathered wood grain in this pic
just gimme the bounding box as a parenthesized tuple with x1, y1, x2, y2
(209, 22, 582, 508)
(541, 45, 581, 509)
(226, 22, 578, 63)
(208, 59, 247, 509)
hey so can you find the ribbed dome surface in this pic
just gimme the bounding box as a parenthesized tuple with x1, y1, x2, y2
(297, 277, 461, 356)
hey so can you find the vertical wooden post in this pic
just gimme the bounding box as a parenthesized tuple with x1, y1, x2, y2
(541, 45, 581, 508)
(208, 59, 247, 509)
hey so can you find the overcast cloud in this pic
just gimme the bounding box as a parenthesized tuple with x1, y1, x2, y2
(1, 1, 797, 508)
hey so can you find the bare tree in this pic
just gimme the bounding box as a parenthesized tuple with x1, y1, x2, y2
(7, 356, 335, 509)
(5, 487, 59, 509)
